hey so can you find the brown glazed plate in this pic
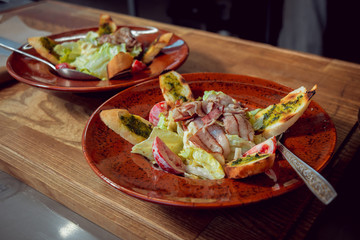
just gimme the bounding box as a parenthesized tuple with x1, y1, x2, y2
(82, 73, 337, 208)
(6, 26, 188, 93)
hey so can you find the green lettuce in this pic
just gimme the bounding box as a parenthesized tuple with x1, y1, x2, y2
(179, 147, 225, 179)
(202, 90, 225, 101)
(54, 31, 142, 80)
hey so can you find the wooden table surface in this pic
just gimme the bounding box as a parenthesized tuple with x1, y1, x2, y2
(1, 1, 359, 239)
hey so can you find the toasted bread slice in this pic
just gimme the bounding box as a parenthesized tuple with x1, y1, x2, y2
(142, 32, 173, 64)
(107, 52, 133, 79)
(251, 85, 317, 138)
(28, 36, 59, 65)
(224, 153, 275, 179)
(97, 14, 117, 35)
(159, 70, 194, 107)
(100, 109, 153, 145)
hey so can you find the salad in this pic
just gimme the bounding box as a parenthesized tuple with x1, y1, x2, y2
(53, 30, 142, 80)
(100, 71, 316, 180)
(28, 14, 173, 80)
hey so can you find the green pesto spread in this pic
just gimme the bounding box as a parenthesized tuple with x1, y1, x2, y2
(164, 75, 188, 102)
(231, 153, 270, 166)
(40, 37, 59, 58)
(98, 23, 113, 35)
(261, 95, 304, 129)
(120, 114, 152, 139)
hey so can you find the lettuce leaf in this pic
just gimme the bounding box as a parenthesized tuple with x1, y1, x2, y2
(70, 42, 126, 80)
(226, 134, 255, 160)
(53, 31, 142, 80)
(179, 147, 225, 180)
(202, 90, 225, 101)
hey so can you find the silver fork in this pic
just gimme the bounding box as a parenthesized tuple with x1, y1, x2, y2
(277, 137, 337, 205)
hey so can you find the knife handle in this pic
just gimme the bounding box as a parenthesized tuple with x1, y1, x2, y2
(277, 142, 337, 205)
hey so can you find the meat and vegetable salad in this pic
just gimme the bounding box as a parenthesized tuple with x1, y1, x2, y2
(27, 14, 173, 80)
(100, 71, 316, 180)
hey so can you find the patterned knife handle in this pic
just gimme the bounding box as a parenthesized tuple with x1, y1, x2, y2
(277, 142, 337, 205)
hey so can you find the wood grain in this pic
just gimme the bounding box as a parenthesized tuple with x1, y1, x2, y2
(0, 117, 214, 239)
(0, 1, 359, 239)
(0, 114, 320, 239)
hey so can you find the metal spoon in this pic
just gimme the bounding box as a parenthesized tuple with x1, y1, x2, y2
(161, 39, 184, 52)
(0, 42, 98, 80)
(277, 134, 337, 205)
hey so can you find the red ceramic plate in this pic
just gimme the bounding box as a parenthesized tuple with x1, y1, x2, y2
(82, 73, 337, 208)
(6, 26, 188, 93)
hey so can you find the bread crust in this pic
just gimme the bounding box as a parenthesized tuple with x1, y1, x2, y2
(107, 52, 133, 79)
(224, 154, 275, 179)
(255, 86, 316, 138)
(28, 36, 59, 65)
(98, 14, 117, 35)
(261, 100, 311, 138)
(100, 109, 151, 145)
(142, 33, 173, 64)
(159, 70, 194, 107)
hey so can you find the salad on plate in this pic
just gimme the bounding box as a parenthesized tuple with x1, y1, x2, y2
(100, 71, 316, 180)
(27, 14, 173, 80)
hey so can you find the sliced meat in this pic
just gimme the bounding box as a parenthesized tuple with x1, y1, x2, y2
(192, 117, 205, 130)
(202, 105, 224, 125)
(234, 114, 254, 141)
(223, 114, 239, 135)
(189, 130, 225, 166)
(189, 123, 230, 165)
(189, 127, 223, 154)
(172, 101, 205, 121)
(172, 110, 193, 122)
(171, 93, 239, 123)
(201, 100, 213, 114)
(207, 124, 230, 158)
(224, 103, 245, 114)
(97, 27, 140, 49)
(223, 113, 254, 141)
(206, 92, 234, 106)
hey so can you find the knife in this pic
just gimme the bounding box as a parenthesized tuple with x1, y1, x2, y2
(0, 37, 21, 56)
(0, 37, 21, 84)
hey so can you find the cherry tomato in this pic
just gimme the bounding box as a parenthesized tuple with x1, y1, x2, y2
(152, 136, 185, 175)
(149, 101, 168, 126)
(131, 60, 147, 73)
(55, 62, 73, 69)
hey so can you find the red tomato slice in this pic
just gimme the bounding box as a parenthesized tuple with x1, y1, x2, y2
(131, 60, 147, 73)
(243, 136, 279, 181)
(243, 136, 277, 156)
(55, 62, 73, 69)
(149, 101, 168, 126)
(152, 136, 185, 175)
